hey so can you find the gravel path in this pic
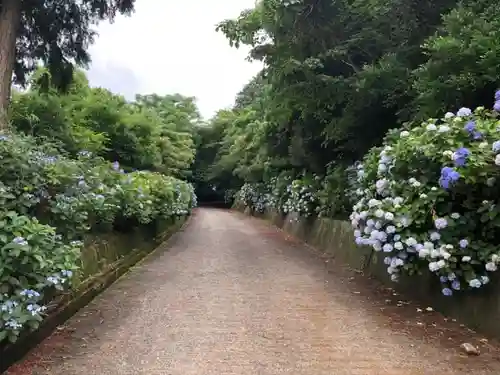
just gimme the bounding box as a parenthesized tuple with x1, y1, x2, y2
(6, 208, 500, 374)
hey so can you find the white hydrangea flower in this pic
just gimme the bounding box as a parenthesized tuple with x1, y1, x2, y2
(429, 262, 439, 272)
(442, 150, 453, 158)
(430, 249, 440, 258)
(380, 155, 392, 164)
(486, 262, 498, 272)
(393, 197, 404, 205)
(419, 248, 430, 258)
(405, 237, 417, 247)
(400, 130, 410, 138)
(368, 199, 381, 208)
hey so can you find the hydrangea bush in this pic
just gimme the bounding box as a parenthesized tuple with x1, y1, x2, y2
(281, 178, 318, 217)
(265, 175, 293, 213)
(234, 175, 318, 217)
(350, 92, 500, 296)
(0, 131, 196, 343)
(0, 210, 81, 343)
(236, 183, 268, 212)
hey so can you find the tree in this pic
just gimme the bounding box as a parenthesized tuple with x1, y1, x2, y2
(0, 0, 136, 128)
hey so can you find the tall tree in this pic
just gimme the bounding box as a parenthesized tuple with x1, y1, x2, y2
(0, 0, 135, 128)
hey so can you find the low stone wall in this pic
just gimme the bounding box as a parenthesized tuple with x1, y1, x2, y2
(242, 207, 500, 340)
(1, 216, 187, 372)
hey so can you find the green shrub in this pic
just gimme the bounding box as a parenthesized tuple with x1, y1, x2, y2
(0, 209, 81, 343)
(316, 166, 354, 219)
(0, 131, 196, 343)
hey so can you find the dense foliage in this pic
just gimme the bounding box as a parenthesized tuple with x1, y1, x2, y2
(10, 70, 198, 178)
(190, 0, 500, 296)
(351, 98, 500, 295)
(0, 0, 136, 127)
(0, 70, 197, 344)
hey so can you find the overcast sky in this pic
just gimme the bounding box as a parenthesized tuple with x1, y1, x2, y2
(86, 0, 263, 119)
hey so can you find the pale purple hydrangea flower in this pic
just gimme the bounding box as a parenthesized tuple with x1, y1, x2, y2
(457, 107, 472, 117)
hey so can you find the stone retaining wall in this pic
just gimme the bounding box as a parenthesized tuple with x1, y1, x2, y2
(242, 207, 500, 340)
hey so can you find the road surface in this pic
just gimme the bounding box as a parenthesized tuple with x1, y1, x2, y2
(6, 208, 500, 374)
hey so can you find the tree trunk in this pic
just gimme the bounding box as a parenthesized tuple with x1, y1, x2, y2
(0, 0, 22, 130)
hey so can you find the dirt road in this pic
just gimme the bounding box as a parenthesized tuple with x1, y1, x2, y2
(6, 208, 500, 374)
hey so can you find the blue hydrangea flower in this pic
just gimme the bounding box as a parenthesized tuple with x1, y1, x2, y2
(459, 239, 468, 248)
(451, 280, 461, 290)
(464, 121, 475, 133)
(439, 167, 460, 189)
(495, 90, 500, 101)
(452, 147, 470, 167)
(494, 101, 500, 112)
(442, 287, 453, 296)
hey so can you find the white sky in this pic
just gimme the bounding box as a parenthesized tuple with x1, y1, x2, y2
(86, 0, 263, 120)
